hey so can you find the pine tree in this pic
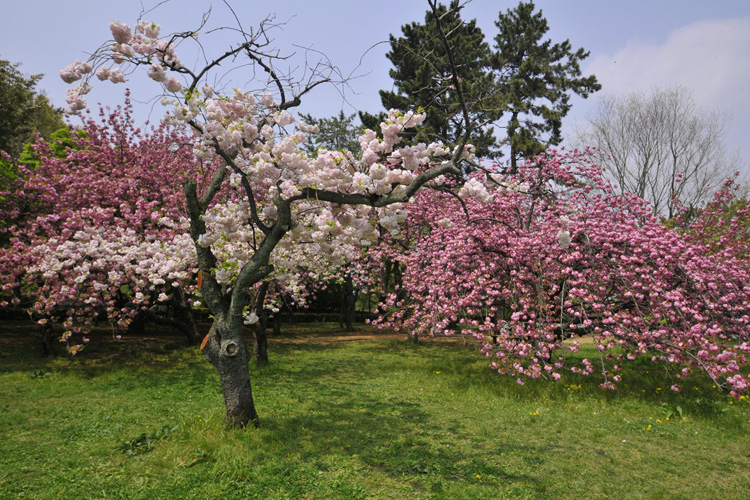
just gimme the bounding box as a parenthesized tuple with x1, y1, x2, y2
(363, 1, 500, 158)
(493, 1, 600, 172)
(298, 111, 360, 155)
(367, 1, 600, 170)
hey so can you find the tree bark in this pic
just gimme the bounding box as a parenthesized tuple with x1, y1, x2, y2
(139, 287, 202, 345)
(252, 281, 270, 365)
(128, 311, 147, 336)
(39, 322, 56, 357)
(272, 312, 281, 335)
(341, 274, 356, 331)
(393, 262, 406, 302)
(253, 324, 268, 366)
(170, 287, 202, 345)
(203, 320, 260, 428)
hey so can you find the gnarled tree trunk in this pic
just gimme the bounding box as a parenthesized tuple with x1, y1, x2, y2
(202, 319, 260, 428)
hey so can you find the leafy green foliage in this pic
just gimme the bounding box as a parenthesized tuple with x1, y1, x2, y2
(0, 57, 65, 161)
(492, 1, 600, 170)
(17, 127, 77, 169)
(369, 1, 600, 167)
(119, 424, 181, 456)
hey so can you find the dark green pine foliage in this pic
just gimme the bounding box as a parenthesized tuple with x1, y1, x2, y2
(363, 1, 501, 159)
(493, 1, 600, 172)
(298, 111, 360, 156)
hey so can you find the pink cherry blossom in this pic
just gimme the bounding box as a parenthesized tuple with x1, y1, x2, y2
(109, 21, 132, 44)
(135, 20, 160, 39)
(164, 76, 182, 92)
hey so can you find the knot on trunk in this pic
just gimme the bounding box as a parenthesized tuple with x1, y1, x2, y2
(221, 339, 240, 358)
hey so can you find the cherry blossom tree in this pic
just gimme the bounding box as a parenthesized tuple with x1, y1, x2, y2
(0, 96, 361, 365)
(0, 97, 213, 353)
(60, 2, 476, 427)
(375, 149, 750, 397)
(677, 177, 750, 260)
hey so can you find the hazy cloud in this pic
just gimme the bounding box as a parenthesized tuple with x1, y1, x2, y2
(584, 18, 750, 163)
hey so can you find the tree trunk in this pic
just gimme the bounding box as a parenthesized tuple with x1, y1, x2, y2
(393, 262, 405, 302)
(272, 312, 281, 335)
(341, 274, 356, 331)
(203, 319, 259, 428)
(252, 282, 269, 365)
(39, 322, 56, 357)
(128, 311, 147, 336)
(253, 325, 268, 366)
(142, 288, 202, 345)
(379, 258, 393, 305)
(508, 111, 519, 175)
(170, 287, 201, 345)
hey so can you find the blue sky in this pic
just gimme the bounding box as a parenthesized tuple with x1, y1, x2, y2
(2, 0, 749, 170)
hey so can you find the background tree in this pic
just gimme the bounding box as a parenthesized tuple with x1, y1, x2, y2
(299, 111, 360, 155)
(375, 150, 750, 397)
(0, 58, 65, 161)
(578, 86, 740, 218)
(492, 1, 600, 172)
(0, 99, 212, 353)
(298, 111, 365, 330)
(362, 0, 500, 158)
(366, 1, 599, 166)
(678, 177, 750, 259)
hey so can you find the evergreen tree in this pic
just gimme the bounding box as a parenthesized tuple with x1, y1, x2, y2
(367, 1, 600, 169)
(363, 1, 500, 158)
(493, 1, 600, 171)
(0, 58, 65, 161)
(299, 111, 360, 155)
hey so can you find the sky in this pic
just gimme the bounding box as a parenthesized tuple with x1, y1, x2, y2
(2, 0, 749, 171)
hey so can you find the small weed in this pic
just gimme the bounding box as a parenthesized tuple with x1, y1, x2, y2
(27, 369, 52, 379)
(118, 423, 180, 456)
(661, 402, 683, 419)
(178, 448, 213, 468)
(687, 397, 729, 416)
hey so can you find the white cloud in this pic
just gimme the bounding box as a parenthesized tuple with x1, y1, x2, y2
(583, 17, 750, 166)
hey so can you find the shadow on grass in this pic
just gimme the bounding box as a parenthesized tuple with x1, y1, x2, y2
(4, 326, 744, 425)
(286, 340, 745, 423)
(256, 383, 544, 489)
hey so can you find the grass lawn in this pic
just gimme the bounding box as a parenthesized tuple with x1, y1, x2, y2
(1, 322, 749, 499)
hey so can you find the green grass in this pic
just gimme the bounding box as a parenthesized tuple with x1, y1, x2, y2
(1, 324, 749, 499)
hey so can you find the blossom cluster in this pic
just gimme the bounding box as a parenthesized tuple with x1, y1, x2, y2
(61, 19, 181, 113)
(373, 149, 750, 395)
(0, 99, 211, 352)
